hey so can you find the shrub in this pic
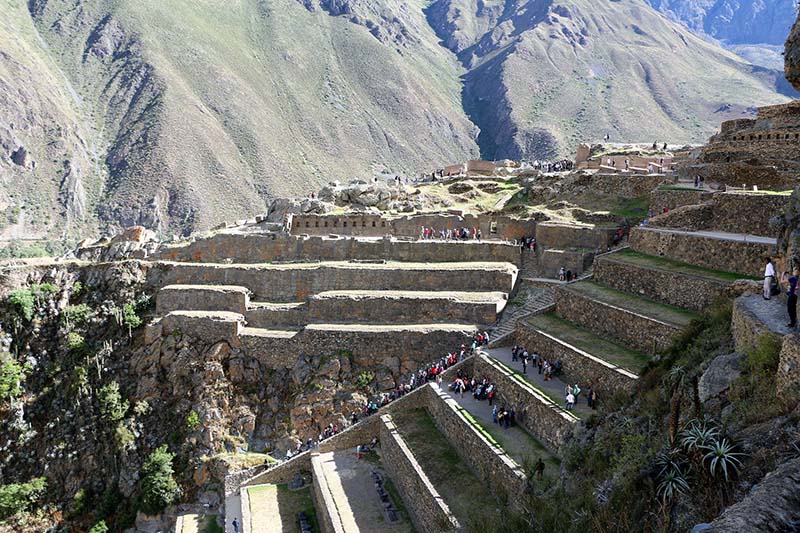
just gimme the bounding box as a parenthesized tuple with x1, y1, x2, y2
(72, 281, 84, 297)
(0, 359, 25, 403)
(97, 382, 129, 423)
(0, 477, 47, 519)
(8, 289, 35, 321)
(123, 302, 142, 331)
(61, 303, 92, 327)
(88, 521, 109, 533)
(745, 334, 781, 376)
(355, 371, 374, 389)
(139, 445, 182, 515)
(66, 332, 86, 354)
(115, 424, 136, 451)
(186, 410, 200, 432)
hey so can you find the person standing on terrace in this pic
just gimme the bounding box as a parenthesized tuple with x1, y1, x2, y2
(781, 267, 799, 328)
(764, 257, 776, 300)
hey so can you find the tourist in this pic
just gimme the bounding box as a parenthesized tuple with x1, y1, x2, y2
(512, 345, 519, 362)
(590, 390, 598, 410)
(764, 257, 776, 300)
(492, 405, 499, 424)
(232, 517, 240, 533)
(356, 444, 362, 459)
(586, 387, 594, 408)
(535, 458, 545, 480)
(782, 268, 799, 328)
(565, 390, 575, 410)
(558, 266, 566, 281)
(522, 353, 528, 374)
(573, 383, 581, 404)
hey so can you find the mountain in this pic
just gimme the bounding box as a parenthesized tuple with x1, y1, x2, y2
(646, 0, 799, 70)
(0, 0, 792, 240)
(789, 10, 800, 90)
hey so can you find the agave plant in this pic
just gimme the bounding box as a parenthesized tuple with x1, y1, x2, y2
(657, 466, 690, 501)
(701, 438, 746, 481)
(680, 420, 719, 451)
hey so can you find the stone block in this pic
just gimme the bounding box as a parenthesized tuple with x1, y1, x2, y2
(160, 311, 243, 345)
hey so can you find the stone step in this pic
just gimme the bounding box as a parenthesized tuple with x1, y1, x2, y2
(593, 249, 746, 312)
(152, 260, 517, 302)
(155, 284, 250, 315)
(630, 226, 776, 277)
(515, 313, 643, 396)
(240, 326, 300, 339)
(555, 280, 698, 354)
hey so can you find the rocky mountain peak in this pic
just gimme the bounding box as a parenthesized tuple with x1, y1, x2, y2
(787, 12, 800, 91)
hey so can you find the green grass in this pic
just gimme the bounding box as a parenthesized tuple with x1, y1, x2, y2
(656, 185, 704, 192)
(611, 249, 758, 283)
(525, 313, 650, 373)
(565, 280, 699, 325)
(393, 408, 503, 526)
(247, 484, 320, 533)
(610, 195, 649, 219)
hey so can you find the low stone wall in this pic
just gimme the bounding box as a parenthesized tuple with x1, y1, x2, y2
(423, 386, 527, 507)
(514, 321, 638, 396)
(310, 453, 346, 533)
(538, 249, 595, 279)
(731, 295, 784, 353)
(156, 284, 250, 315)
(591, 173, 668, 198)
(535, 223, 614, 250)
(154, 233, 521, 265)
(380, 414, 461, 533)
(160, 311, 243, 345)
(554, 286, 679, 354)
(471, 354, 577, 451)
(149, 261, 517, 302)
(307, 292, 502, 326)
(649, 188, 712, 214)
(629, 227, 775, 277)
(245, 303, 309, 328)
(593, 254, 730, 312)
(777, 333, 800, 395)
(289, 212, 537, 243)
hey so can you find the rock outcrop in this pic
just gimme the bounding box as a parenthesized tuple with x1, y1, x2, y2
(787, 12, 800, 92)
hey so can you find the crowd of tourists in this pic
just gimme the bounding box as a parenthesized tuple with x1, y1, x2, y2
(510, 344, 598, 410)
(419, 226, 482, 241)
(282, 332, 491, 460)
(528, 159, 574, 173)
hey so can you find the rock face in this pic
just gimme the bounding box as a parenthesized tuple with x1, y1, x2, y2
(787, 12, 800, 92)
(698, 352, 744, 402)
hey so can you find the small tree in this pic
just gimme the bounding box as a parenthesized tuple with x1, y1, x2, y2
(97, 381, 129, 424)
(139, 445, 181, 515)
(88, 521, 109, 533)
(0, 359, 25, 404)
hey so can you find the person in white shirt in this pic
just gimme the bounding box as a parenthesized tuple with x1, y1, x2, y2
(764, 257, 776, 300)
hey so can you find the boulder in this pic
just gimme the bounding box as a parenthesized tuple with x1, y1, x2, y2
(699, 352, 745, 402)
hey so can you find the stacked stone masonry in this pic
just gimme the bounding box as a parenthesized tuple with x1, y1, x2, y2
(649, 188, 712, 215)
(380, 414, 461, 533)
(310, 454, 346, 533)
(630, 227, 775, 277)
(554, 285, 680, 355)
(470, 354, 577, 451)
(155, 233, 521, 265)
(514, 320, 638, 396)
(593, 254, 730, 312)
(422, 386, 528, 508)
(149, 261, 516, 302)
(156, 285, 250, 315)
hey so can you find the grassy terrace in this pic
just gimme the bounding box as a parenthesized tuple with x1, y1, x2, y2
(247, 483, 320, 533)
(524, 313, 650, 373)
(564, 280, 699, 326)
(392, 408, 504, 527)
(609, 249, 757, 283)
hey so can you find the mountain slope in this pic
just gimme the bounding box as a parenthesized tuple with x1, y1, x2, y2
(647, 0, 799, 69)
(426, 0, 791, 160)
(0, 0, 793, 239)
(22, 0, 478, 236)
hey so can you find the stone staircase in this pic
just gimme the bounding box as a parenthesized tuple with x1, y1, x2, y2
(489, 283, 556, 344)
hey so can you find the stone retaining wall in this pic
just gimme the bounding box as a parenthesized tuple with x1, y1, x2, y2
(630, 227, 774, 277)
(514, 321, 638, 396)
(554, 286, 679, 354)
(649, 189, 712, 214)
(155, 233, 521, 265)
(535, 223, 614, 250)
(245, 304, 309, 328)
(160, 311, 243, 345)
(310, 453, 346, 533)
(731, 296, 784, 353)
(710, 192, 789, 237)
(156, 285, 250, 315)
(471, 354, 577, 451)
(307, 292, 502, 326)
(149, 261, 516, 302)
(538, 249, 595, 279)
(380, 414, 461, 533)
(590, 173, 668, 198)
(593, 254, 730, 312)
(777, 333, 800, 395)
(422, 386, 527, 507)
